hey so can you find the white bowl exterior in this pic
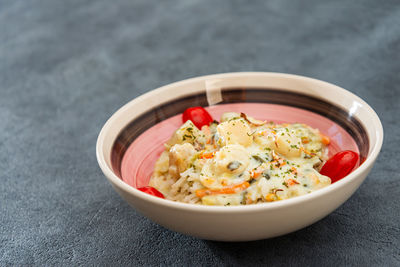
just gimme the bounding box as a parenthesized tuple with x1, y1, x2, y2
(113, 164, 373, 241)
(97, 72, 383, 241)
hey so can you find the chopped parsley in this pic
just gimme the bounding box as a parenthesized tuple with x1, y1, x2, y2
(252, 155, 265, 163)
(262, 173, 270, 180)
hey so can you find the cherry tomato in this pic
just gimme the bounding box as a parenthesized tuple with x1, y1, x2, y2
(320, 150, 359, 183)
(137, 186, 165, 199)
(182, 106, 213, 129)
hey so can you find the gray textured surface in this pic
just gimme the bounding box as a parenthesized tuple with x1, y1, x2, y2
(1, 0, 399, 265)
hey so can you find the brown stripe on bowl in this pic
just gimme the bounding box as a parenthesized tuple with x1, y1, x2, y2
(111, 89, 369, 178)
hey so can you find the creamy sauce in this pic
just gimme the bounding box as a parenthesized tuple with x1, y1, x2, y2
(150, 112, 331, 205)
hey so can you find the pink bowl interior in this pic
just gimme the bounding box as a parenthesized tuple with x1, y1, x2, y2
(121, 103, 359, 188)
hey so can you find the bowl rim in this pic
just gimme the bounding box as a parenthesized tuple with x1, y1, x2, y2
(96, 72, 384, 213)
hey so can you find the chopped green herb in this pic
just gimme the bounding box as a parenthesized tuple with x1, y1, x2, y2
(249, 178, 257, 184)
(227, 161, 242, 171)
(262, 173, 270, 180)
(252, 155, 265, 163)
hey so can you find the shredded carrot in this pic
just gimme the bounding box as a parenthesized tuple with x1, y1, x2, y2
(250, 167, 264, 178)
(265, 193, 277, 202)
(272, 188, 284, 194)
(290, 166, 298, 175)
(274, 141, 279, 148)
(320, 133, 330, 145)
(300, 147, 314, 156)
(272, 151, 280, 161)
(270, 159, 286, 168)
(265, 189, 282, 202)
(271, 152, 286, 168)
(287, 178, 299, 186)
(301, 136, 309, 144)
(246, 198, 253, 204)
(200, 152, 214, 159)
(257, 130, 267, 136)
(195, 181, 250, 198)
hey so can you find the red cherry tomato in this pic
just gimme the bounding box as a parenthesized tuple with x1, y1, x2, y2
(137, 186, 165, 199)
(182, 106, 213, 129)
(320, 150, 359, 183)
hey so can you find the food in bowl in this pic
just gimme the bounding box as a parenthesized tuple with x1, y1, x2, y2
(98, 73, 382, 241)
(149, 107, 341, 205)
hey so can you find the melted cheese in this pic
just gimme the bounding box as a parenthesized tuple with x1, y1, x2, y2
(150, 112, 331, 205)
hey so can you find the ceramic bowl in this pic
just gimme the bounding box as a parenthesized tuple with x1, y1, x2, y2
(96, 72, 383, 241)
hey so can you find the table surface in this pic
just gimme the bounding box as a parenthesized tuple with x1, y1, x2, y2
(1, 0, 399, 265)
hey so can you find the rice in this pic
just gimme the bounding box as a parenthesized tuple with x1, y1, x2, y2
(150, 112, 331, 206)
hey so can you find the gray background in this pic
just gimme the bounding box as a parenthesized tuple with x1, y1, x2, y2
(1, 0, 399, 265)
